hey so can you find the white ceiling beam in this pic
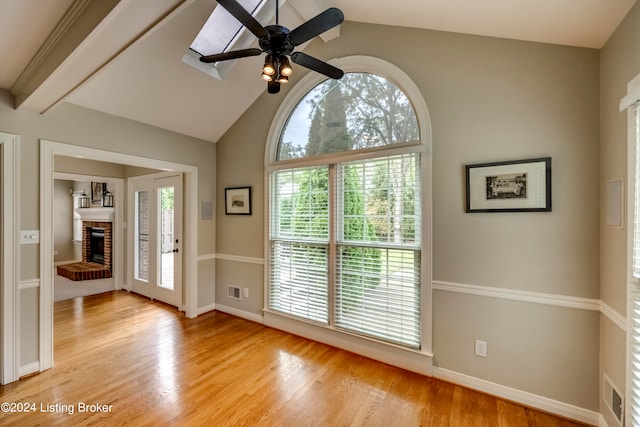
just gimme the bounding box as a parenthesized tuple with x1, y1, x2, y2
(13, 0, 190, 114)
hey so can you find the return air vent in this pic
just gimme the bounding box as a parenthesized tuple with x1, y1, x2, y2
(604, 373, 624, 425)
(227, 285, 241, 300)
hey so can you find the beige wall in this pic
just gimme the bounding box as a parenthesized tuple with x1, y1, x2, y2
(599, 2, 640, 425)
(0, 90, 216, 367)
(216, 22, 601, 411)
(53, 179, 75, 262)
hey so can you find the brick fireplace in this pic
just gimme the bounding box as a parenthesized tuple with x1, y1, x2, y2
(57, 208, 114, 281)
(81, 221, 113, 278)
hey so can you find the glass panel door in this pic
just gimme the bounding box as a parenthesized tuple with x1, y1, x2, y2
(128, 174, 182, 308)
(152, 175, 182, 307)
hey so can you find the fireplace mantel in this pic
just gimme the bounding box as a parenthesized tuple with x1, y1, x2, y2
(75, 207, 115, 222)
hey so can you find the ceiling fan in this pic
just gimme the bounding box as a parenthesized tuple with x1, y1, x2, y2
(199, 0, 344, 94)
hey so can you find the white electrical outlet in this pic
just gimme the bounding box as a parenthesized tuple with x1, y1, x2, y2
(474, 340, 488, 358)
(243, 288, 249, 298)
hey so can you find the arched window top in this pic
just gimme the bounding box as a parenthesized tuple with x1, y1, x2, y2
(267, 56, 430, 164)
(278, 73, 419, 160)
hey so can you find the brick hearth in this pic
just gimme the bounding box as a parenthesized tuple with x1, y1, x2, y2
(57, 262, 111, 281)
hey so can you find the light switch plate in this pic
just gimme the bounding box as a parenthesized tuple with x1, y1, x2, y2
(20, 230, 40, 244)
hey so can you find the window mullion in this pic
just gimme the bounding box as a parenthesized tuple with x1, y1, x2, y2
(328, 164, 338, 326)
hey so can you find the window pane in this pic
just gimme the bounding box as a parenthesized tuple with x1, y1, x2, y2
(271, 166, 329, 241)
(338, 154, 421, 246)
(336, 247, 420, 348)
(269, 241, 329, 323)
(269, 166, 330, 323)
(278, 73, 419, 160)
(190, 0, 265, 56)
(136, 190, 150, 282)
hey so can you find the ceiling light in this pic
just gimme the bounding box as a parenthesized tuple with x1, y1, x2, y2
(276, 75, 289, 84)
(263, 55, 275, 75)
(279, 56, 293, 76)
(261, 73, 273, 81)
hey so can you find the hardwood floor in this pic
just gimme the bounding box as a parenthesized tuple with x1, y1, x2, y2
(1, 291, 588, 426)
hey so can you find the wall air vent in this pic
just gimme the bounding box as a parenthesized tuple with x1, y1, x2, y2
(227, 285, 241, 300)
(603, 373, 624, 425)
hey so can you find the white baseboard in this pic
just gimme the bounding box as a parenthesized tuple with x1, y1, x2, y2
(19, 362, 40, 378)
(433, 367, 600, 425)
(197, 303, 216, 316)
(214, 304, 265, 324)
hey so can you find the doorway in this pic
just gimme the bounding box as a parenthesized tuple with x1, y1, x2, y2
(129, 173, 183, 308)
(40, 140, 198, 373)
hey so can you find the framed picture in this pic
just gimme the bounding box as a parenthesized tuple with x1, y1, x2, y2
(465, 157, 551, 213)
(225, 187, 252, 215)
(91, 182, 106, 204)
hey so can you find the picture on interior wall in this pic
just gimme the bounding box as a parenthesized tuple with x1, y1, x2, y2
(225, 187, 252, 215)
(91, 182, 107, 204)
(466, 157, 551, 212)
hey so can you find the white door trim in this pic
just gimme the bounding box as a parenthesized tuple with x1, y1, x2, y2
(40, 140, 199, 372)
(1, 132, 20, 385)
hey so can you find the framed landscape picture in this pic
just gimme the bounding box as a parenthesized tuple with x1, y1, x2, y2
(465, 157, 551, 213)
(225, 187, 252, 215)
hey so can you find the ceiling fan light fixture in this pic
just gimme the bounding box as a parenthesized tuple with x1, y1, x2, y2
(276, 75, 289, 84)
(261, 72, 273, 81)
(279, 56, 293, 76)
(262, 54, 276, 75)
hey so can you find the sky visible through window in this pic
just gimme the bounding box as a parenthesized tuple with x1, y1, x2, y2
(190, 0, 265, 56)
(279, 73, 419, 160)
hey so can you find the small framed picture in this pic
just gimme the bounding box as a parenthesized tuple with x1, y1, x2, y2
(225, 187, 252, 215)
(91, 182, 106, 204)
(465, 157, 551, 213)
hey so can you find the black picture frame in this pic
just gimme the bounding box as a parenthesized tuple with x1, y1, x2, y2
(465, 157, 551, 213)
(225, 187, 252, 215)
(91, 182, 106, 204)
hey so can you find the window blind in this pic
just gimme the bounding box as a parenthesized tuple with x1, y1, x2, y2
(269, 167, 330, 323)
(630, 295, 640, 426)
(335, 154, 421, 348)
(630, 100, 640, 426)
(633, 103, 640, 279)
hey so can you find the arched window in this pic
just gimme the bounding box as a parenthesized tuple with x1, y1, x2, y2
(266, 56, 430, 349)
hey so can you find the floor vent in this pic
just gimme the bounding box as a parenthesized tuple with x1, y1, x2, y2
(227, 285, 241, 300)
(604, 373, 624, 425)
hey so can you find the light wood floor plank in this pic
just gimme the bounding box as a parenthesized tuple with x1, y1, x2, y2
(0, 291, 591, 426)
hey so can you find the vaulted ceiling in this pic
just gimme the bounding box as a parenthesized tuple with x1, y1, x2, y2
(1, 0, 636, 142)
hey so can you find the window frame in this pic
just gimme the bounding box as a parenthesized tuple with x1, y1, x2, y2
(264, 56, 432, 354)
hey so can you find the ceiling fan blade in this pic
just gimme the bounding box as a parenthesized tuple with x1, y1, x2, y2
(268, 80, 281, 94)
(199, 48, 263, 63)
(217, 0, 269, 39)
(290, 52, 344, 79)
(288, 8, 344, 46)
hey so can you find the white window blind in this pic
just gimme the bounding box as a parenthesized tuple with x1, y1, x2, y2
(630, 100, 640, 426)
(269, 167, 329, 323)
(630, 296, 640, 426)
(335, 154, 421, 348)
(633, 103, 640, 279)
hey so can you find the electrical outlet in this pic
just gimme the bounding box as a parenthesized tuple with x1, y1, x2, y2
(243, 288, 249, 298)
(474, 339, 488, 358)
